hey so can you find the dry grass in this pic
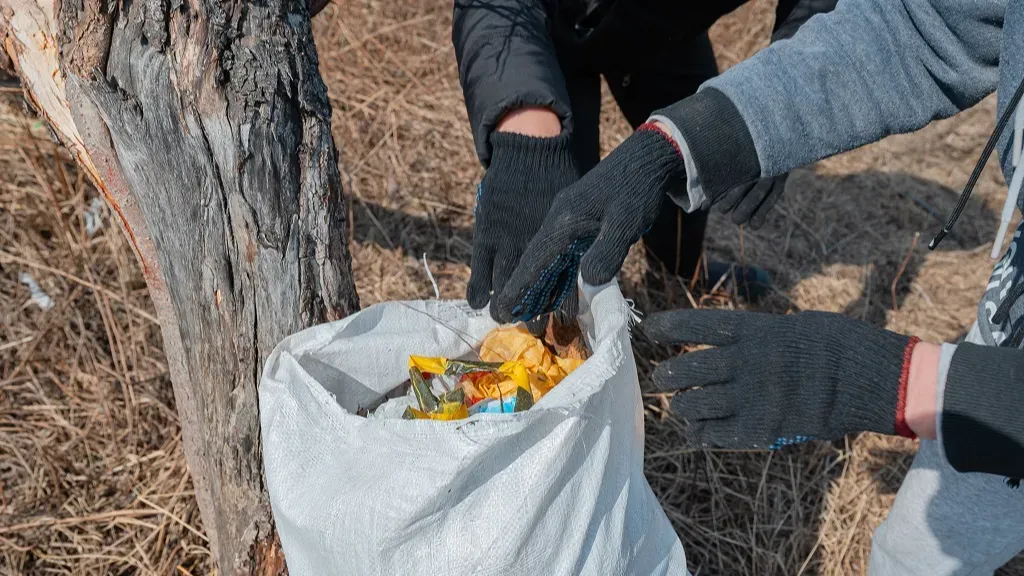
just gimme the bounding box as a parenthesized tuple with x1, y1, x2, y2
(1, 0, 1022, 574)
(0, 115, 207, 573)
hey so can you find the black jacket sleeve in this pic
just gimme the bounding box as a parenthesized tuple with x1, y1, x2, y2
(453, 0, 572, 166)
(942, 343, 1024, 479)
(772, 0, 840, 42)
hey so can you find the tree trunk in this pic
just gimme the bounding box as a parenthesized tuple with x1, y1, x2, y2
(1, 0, 359, 572)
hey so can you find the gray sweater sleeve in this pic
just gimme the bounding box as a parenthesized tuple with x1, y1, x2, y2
(653, 0, 1004, 208)
(710, 0, 1004, 177)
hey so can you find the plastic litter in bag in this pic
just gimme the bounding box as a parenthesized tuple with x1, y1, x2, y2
(399, 323, 587, 420)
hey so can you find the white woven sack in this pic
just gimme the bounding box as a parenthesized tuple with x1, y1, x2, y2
(259, 281, 688, 576)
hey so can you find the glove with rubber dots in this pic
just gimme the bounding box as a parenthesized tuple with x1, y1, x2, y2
(495, 123, 686, 323)
(642, 308, 921, 449)
(468, 131, 580, 321)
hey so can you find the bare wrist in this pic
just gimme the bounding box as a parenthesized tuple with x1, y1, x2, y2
(905, 341, 941, 440)
(495, 107, 562, 138)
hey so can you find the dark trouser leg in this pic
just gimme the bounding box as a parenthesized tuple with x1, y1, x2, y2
(603, 33, 718, 279)
(772, 0, 840, 42)
(563, 72, 602, 175)
(641, 195, 709, 277)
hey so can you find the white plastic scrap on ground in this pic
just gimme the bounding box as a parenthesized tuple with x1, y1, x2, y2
(84, 197, 105, 237)
(421, 253, 439, 298)
(20, 272, 55, 311)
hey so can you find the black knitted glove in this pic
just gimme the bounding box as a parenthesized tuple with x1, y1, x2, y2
(642, 308, 920, 450)
(716, 174, 788, 230)
(468, 131, 579, 320)
(495, 124, 685, 322)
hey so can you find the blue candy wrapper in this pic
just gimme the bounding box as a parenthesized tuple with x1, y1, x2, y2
(468, 397, 518, 414)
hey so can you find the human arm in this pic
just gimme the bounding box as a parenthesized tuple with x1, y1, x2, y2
(453, 0, 571, 164)
(653, 0, 1004, 214)
(495, 107, 561, 138)
(643, 308, 1024, 479)
(491, 0, 854, 320)
(697, 0, 842, 228)
(453, 1, 582, 316)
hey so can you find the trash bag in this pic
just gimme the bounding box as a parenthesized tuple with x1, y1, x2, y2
(259, 281, 689, 576)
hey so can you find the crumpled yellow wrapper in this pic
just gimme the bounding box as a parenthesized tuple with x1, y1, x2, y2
(404, 402, 468, 421)
(477, 326, 585, 401)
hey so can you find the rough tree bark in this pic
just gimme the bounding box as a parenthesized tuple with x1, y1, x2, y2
(1, 0, 359, 572)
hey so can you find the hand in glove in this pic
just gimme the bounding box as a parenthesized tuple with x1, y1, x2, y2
(716, 173, 788, 230)
(642, 308, 921, 449)
(650, 89, 792, 228)
(495, 123, 685, 322)
(468, 131, 579, 320)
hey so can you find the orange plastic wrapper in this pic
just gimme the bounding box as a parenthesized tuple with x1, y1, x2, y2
(476, 326, 585, 402)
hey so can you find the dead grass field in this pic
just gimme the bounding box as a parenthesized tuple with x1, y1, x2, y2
(1, 1, 1021, 574)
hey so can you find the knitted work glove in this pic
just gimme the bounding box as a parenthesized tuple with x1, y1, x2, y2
(643, 308, 920, 449)
(495, 123, 685, 322)
(468, 131, 579, 320)
(716, 173, 788, 230)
